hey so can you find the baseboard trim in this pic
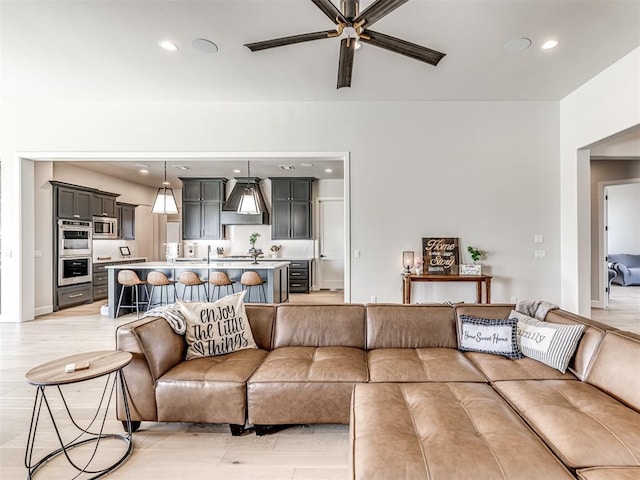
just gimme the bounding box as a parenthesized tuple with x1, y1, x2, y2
(35, 305, 54, 317)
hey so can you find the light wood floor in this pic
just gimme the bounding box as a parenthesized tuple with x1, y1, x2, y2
(0, 291, 347, 479)
(2, 288, 638, 479)
(590, 285, 640, 334)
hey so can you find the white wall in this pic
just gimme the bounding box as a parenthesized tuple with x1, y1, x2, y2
(2, 100, 561, 321)
(560, 47, 640, 315)
(608, 183, 640, 254)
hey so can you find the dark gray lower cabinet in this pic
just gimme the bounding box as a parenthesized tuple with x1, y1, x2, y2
(57, 284, 92, 309)
(289, 260, 311, 293)
(93, 259, 145, 302)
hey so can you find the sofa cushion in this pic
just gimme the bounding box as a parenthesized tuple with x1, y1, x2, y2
(249, 346, 368, 383)
(368, 348, 486, 382)
(272, 304, 366, 349)
(366, 304, 458, 349)
(464, 352, 577, 381)
(494, 380, 640, 468)
(510, 310, 585, 373)
(458, 315, 522, 359)
(585, 331, 640, 411)
(155, 348, 268, 425)
(179, 291, 258, 360)
(350, 382, 574, 480)
(247, 346, 368, 425)
(577, 467, 640, 480)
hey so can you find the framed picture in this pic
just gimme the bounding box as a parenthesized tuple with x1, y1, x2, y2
(422, 237, 459, 275)
(119, 246, 131, 257)
(460, 264, 482, 276)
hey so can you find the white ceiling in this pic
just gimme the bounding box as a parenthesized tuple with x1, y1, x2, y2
(2, 0, 640, 103)
(62, 157, 345, 187)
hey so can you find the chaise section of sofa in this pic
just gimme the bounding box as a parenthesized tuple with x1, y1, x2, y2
(116, 304, 275, 435)
(247, 304, 368, 432)
(350, 382, 574, 480)
(493, 330, 640, 470)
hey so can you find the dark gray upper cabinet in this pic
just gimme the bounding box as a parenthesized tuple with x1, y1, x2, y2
(92, 193, 117, 217)
(269, 178, 314, 240)
(180, 178, 227, 240)
(56, 186, 93, 220)
(117, 203, 136, 240)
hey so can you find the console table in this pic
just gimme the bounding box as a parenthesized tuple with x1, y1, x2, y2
(402, 274, 492, 304)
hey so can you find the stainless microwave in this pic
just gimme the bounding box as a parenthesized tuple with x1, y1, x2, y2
(93, 216, 118, 239)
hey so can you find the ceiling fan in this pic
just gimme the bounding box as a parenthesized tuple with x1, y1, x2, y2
(244, 0, 446, 89)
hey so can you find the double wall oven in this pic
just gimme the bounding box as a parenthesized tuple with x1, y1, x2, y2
(58, 219, 92, 286)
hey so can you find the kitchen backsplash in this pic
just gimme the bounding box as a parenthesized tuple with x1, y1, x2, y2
(187, 225, 314, 259)
(93, 239, 139, 260)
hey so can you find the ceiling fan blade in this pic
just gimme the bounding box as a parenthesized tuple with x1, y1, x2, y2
(354, 0, 409, 28)
(310, 0, 348, 24)
(337, 38, 356, 89)
(359, 30, 446, 66)
(245, 30, 336, 52)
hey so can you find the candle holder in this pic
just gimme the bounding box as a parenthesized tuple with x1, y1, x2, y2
(402, 251, 415, 275)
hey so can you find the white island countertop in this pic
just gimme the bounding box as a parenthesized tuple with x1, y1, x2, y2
(105, 261, 291, 270)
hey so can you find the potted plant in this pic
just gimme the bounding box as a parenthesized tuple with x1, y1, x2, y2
(249, 232, 261, 254)
(461, 246, 486, 275)
(467, 246, 486, 264)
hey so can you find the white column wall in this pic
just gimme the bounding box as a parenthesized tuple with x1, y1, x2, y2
(560, 47, 640, 315)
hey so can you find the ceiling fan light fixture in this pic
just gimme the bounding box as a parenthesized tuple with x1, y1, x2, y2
(152, 161, 179, 214)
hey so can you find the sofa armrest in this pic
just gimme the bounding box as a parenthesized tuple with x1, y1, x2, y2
(116, 316, 186, 422)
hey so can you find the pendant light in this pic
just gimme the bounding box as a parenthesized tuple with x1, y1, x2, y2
(237, 160, 260, 215)
(151, 161, 178, 214)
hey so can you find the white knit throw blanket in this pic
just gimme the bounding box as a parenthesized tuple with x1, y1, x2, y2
(515, 300, 559, 320)
(143, 303, 186, 334)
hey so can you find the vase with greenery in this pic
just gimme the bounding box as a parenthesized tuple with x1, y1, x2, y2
(249, 232, 261, 253)
(467, 246, 486, 264)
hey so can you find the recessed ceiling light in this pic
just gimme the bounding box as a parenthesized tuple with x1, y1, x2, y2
(542, 40, 559, 50)
(192, 38, 218, 53)
(159, 41, 178, 52)
(139, 169, 149, 174)
(503, 37, 531, 53)
(172, 165, 190, 170)
(279, 165, 295, 170)
(233, 169, 242, 173)
(325, 168, 333, 173)
(299, 163, 314, 167)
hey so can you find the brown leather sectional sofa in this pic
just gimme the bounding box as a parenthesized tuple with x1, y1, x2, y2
(115, 303, 640, 479)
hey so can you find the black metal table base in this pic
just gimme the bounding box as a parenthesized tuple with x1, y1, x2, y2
(25, 371, 133, 479)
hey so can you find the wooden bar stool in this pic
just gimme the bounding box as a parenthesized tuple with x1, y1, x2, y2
(208, 271, 235, 301)
(146, 271, 178, 310)
(178, 271, 207, 302)
(241, 271, 266, 303)
(116, 270, 149, 318)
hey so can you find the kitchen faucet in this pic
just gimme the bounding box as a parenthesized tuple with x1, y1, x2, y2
(207, 245, 212, 264)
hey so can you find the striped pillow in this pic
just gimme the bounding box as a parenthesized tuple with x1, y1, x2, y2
(510, 310, 585, 373)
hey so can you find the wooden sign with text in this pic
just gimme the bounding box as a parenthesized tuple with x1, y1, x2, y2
(422, 237, 459, 275)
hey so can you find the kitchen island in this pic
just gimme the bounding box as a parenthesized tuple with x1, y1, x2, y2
(106, 261, 290, 318)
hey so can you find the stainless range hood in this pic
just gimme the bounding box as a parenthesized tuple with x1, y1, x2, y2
(221, 177, 270, 225)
